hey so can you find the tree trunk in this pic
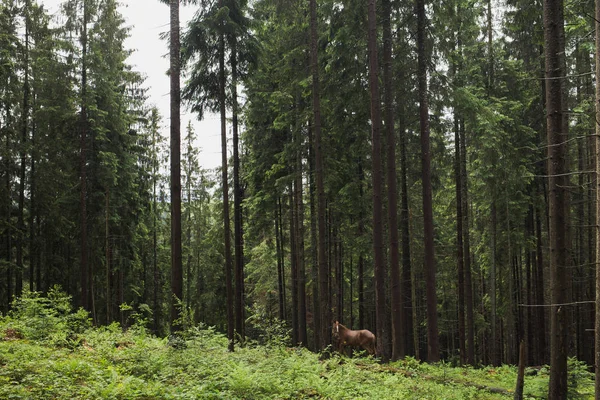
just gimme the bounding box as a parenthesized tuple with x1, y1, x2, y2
(5, 107, 12, 311)
(544, 0, 569, 396)
(416, 0, 439, 362)
(105, 189, 111, 324)
(231, 35, 245, 343)
(460, 121, 475, 365)
(151, 110, 160, 335)
(367, 0, 389, 362)
(358, 162, 365, 330)
(169, 0, 183, 333)
(218, 14, 234, 351)
(186, 134, 192, 313)
(290, 185, 299, 345)
(455, 114, 466, 366)
(79, 1, 89, 311)
(275, 201, 285, 321)
(491, 195, 498, 365)
(382, 0, 403, 361)
(309, 0, 329, 351)
(535, 205, 547, 365)
(16, 1, 30, 298)
(594, 0, 600, 394)
(399, 105, 414, 357)
(308, 125, 320, 350)
(296, 143, 307, 346)
(29, 110, 36, 292)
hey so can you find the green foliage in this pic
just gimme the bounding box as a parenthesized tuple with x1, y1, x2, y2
(567, 358, 594, 399)
(1, 292, 594, 399)
(246, 302, 290, 348)
(1, 286, 91, 345)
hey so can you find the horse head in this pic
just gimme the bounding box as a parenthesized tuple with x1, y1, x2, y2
(332, 321, 340, 340)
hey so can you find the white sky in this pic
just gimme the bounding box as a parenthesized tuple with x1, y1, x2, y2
(39, 0, 223, 171)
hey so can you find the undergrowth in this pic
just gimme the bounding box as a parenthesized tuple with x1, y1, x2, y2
(0, 289, 594, 399)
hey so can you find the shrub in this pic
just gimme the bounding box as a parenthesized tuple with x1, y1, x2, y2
(0, 286, 91, 345)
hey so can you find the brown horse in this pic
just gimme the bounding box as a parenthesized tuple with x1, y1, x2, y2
(332, 321, 376, 356)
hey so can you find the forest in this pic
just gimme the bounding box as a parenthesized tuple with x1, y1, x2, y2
(1, 0, 599, 398)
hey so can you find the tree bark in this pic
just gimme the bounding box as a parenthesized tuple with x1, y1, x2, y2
(169, 0, 183, 333)
(460, 120, 475, 365)
(358, 161, 366, 330)
(543, 0, 569, 397)
(218, 13, 234, 351)
(594, 0, 600, 394)
(308, 124, 320, 350)
(398, 105, 414, 357)
(367, 0, 389, 361)
(290, 186, 299, 345)
(382, 0, 403, 361)
(231, 35, 245, 343)
(79, 0, 89, 311)
(275, 200, 286, 321)
(309, 0, 329, 351)
(16, 0, 30, 298)
(455, 114, 466, 366)
(416, 0, 439, 362)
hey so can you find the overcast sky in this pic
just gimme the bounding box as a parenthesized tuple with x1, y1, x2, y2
(39, 0, 223, 171)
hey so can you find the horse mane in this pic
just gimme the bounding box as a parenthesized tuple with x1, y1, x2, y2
(335, 321, 349, 330)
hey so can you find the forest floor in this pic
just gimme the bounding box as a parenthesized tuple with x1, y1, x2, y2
(0, 292, 594, 399)
(1, 326, 595, 399)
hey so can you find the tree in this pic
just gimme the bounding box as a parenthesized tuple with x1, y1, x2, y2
(309, 0, 329, 351)
(78, 0, 90, 312)
(61, 0, 97, 312)
(367, 0, 389, 362)
(543, 0, 569, 397)
(596, 0, 600, 392)
(382, 0, 403, 361)
(168, 0, 183, 334)
(0, 0, 20, 312)
(15, 0, 32, 299)
(416, 0, 439, 362)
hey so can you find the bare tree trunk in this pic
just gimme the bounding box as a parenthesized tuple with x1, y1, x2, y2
(218, 18, 234, 351)
(491, 196, 498, 365)
(382, 0, 403, 361)
(594, 0, 600, 394)
(16, 1, 30, 298)
(309, 0, 329, 351)
(151, 110, 160, 335)
(231, 35, 245, 343)
(105, 189, 110, 324)
(79, 1, 89, 311)
(355, 162, 366, 332)
(275, 202, 285, 321)
(169, 0, 183, 334)
(308, 125, 320, 349)
(416, 0, 439, 362)
(544, 0, 569, 396)
(367, 0, 389, 362)
(460, 120, 475, 365)
(297, 178, 307, 346)
(29, 108, 36, 292)
(535, 206, 547, 365)
(399, 108, 414, 356)
(290, 186, 299, 345)
(5, 107, 12, 310)
(514, 341, 526, 400)
(455, 114, 466, 366)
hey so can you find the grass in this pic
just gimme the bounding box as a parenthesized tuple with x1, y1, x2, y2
(0, 290, 594, 399)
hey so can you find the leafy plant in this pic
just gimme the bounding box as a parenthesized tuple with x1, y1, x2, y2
(0, 286, 91, 345)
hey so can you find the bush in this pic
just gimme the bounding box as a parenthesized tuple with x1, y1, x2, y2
(246, 302, 290, 348)
(0, 286, 91, 345)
